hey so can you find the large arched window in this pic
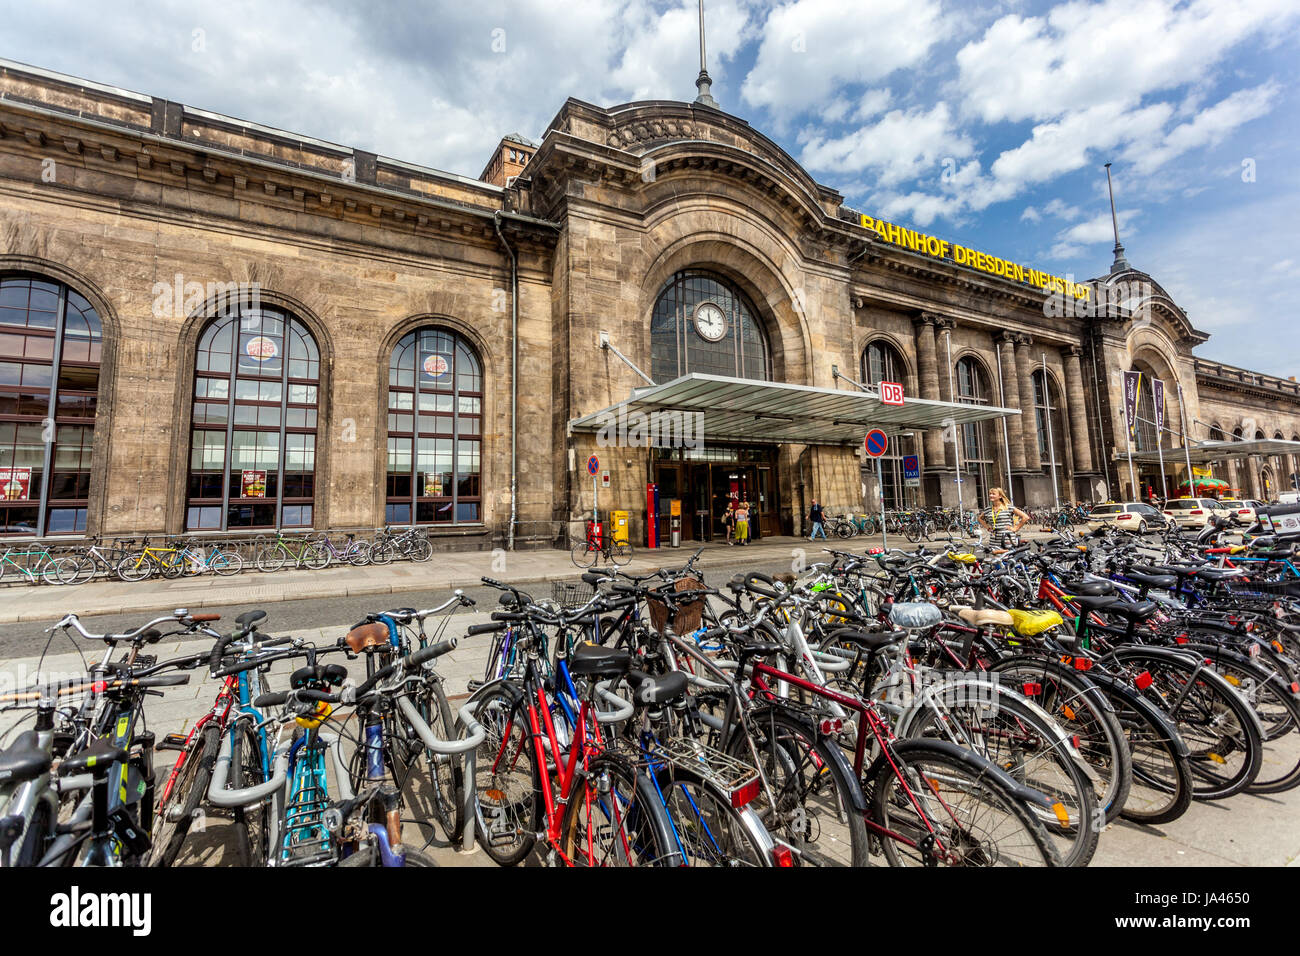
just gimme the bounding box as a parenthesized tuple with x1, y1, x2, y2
(862, 340, 916, 508)
(955, 356, 994, 503)
(186, 306, 319, 531)
(1032, 370, 1067, 491)
(0, 275, 102, 535)
(650, 270, 770, 382)
(386, 328, 482, 525)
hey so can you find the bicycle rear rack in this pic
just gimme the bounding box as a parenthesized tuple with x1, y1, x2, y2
(646, 737, 760, 806)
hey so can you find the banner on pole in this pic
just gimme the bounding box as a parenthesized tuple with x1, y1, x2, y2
(1123, 370, 1142, 439)
(1152, 378, 1165, 434)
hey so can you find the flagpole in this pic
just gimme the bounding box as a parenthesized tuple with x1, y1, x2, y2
(1155, 380, 1167, 498)
(1178, 381, 1195, 495)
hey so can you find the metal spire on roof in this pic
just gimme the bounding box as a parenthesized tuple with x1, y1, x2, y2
(694, 0, 719, 108)
(1104, 162, 1131, 274)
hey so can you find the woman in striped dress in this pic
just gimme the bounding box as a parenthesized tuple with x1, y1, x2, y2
(978, 487, 1028, 548)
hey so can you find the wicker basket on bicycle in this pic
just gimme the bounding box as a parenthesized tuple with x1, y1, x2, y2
(647, 575, 708, 635)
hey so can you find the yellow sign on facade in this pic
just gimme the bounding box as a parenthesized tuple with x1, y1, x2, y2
(860, 214, 1091, 301)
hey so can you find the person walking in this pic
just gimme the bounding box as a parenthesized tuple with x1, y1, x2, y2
(809, 499, 827, 540)
(735, 500, 750, 546)
(978, 487, 1028, 549)
(722, 493, 737, 545)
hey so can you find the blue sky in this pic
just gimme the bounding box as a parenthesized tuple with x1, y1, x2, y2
(3, 0, 1297, 373)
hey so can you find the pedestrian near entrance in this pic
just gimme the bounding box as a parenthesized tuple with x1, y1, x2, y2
(735, 501, 750, 545)
(809, 499, 826, 539)
(978, 487, 1027, 548)
(723, 494, 737, 545)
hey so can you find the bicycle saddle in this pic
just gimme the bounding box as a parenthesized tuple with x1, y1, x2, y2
(1124, 570, 1178, 591)
(58, 738, 126, 778)
(825, 625, 905, 653)
(955, 606, 1015, 628)
(1066, 580, 1114, 597)
(569, 642, 631, 678)
(236, 610, 267, 630)
(344, 621, 390, 654)
(889, 603, 942, 631)
(290, 663, 348, 688)
(1006, 609, 1063, 637)
(0, 731, 52, 784)
(626, 668, 689, 705)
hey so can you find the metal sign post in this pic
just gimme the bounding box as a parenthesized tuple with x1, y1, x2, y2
(995, 345, 1015, 506)
(865, 429, 889, 549)
(876, 456, 888, 549)
(1177, 382, 1195, 495)
(945, 333, 964, 516)
(1152, 378, 1167, 499)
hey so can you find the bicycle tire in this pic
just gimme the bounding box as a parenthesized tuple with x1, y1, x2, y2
(348, 543, 373, 567)
(869, 738, 1061, 867)
(1111, 646, 1263, 800)
(158, 551, 186, 579)
(115, 551, 156, 583)
(229, 722, 269, 866)
(302, 543, 330, 571)
(210, 548, 243, 576)
(559, 751, 676, 866)
(391, 675, 462, 845)
(49, 554, 85, 586)
(903, 687, 1099, 867)
(726, 705, 868, 867)
(255, 546, 288, 573)
(571, 542, 597, 569)
(338, 844, 439, 867)
(409, 537, 433, 563)
(463, 683, 540, 865)
(655, 765, 771, 867)
(369, 541, 395, 566)
(149, 724, 219, 867)
(610, 543, 633, 567)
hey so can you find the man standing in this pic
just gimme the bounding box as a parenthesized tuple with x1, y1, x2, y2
(809, 499, 826, 540)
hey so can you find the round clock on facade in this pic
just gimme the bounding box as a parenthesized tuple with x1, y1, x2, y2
(693, 301, 728, 342)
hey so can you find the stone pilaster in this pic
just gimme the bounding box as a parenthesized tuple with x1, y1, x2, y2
(1014, 334, 1041, 466)
(935, 318, 957, 471)
(996, 332, 1028, 473)
(912, 313, 943, 472)
(1063, 345, 1095, 475)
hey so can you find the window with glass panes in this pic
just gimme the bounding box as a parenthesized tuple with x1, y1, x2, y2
(862, 340, 915, 509)
(650, 271, 770, 382)
(955, 357, 994, 502)
(386, 329, 482, 525)
(186, 307, 319, 531)
(0, 275, 102, 535)
(1032, 369, 1066, 489)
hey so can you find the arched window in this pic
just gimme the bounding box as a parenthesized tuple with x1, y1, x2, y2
(862, 340, 916, 508)
(1032, 370, 1067, 491)
(0, 275, 102, 535)
(650, 270, 770, 382)
(386, 328, 482, 525)
(955, 356, 994, 503)
(186, 306, 319, 531)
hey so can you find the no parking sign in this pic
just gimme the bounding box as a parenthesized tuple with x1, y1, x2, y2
(864, 429, 888, 458)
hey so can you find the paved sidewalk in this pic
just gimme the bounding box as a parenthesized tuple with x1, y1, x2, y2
(0, 533, 937, 625)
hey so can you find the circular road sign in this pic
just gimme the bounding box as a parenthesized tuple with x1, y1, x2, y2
(587, 454, 600, 476)
(865, 429, 888, 458)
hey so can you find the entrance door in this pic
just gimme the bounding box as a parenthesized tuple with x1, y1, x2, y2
(653, 462, 685, 540)
(689, 463, 712, 541)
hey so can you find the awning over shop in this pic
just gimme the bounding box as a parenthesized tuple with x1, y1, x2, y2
(567, 373, 1020, 446)
(1127, 439, 1300, 465)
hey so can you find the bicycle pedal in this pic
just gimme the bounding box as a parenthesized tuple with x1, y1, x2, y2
(156, 732, 190, 752)
(466, 679, 484, 693)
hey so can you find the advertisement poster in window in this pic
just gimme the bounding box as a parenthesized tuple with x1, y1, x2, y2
(241, 469, 267, 498)
(421, 353, 450, 381)
(244, 336, 278, 362)
(0, 467, 31, 501)
(423, 475, 443, 497)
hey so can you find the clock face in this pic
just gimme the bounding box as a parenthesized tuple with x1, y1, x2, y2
(694, 301, 728, 342)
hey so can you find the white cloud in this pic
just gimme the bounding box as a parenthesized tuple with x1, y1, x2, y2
(799, 103, 973, 187)
(741, 0, 946, 120)
(1129, 82, 1279, 173)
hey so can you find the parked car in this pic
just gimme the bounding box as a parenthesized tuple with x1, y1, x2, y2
(1162, 497, 1235, 529)
(1219, 498, 1264, 526)
(1086, 502, 1169, 534)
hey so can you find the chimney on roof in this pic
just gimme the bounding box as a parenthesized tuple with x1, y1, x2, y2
(479, 133, 538, 187)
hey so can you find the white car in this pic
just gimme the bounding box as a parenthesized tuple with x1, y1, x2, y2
(1219, 499, 1264, 526)
(1161, 497, 1235, 530)
(1086, 502, 1168, 534)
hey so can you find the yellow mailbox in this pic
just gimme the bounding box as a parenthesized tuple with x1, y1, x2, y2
(611, 510, 630, 544)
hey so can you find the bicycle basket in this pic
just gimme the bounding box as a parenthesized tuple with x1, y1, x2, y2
(647, 576, 708, 635)
(551, 579, 596, 609)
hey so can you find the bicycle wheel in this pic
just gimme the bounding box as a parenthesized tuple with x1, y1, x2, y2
(559, 751, 675, 866)
(391, 676, 462, 845)
(904, 689, 1099, 867)
(210, 548, 243, 576)
(726, 706, 868, 867)
(229, 723, 269, 867)
(610, 542, 633, 567)
(149, 724, 219, 867)
(49, 554, 87, 586)
(904, 522, 923, 544)
(987, 657, 1132, 824)
(1092, 683, 1194, 825)
(255, 545, 288, 573)
(408, 537, 433, 563)
(870, 738, 1061, 867)
(115, 551, 156, 583)
(463, 683, 540, 865)
(369, 540, 395, 566)
(302, 544, 330, 570)
(571, 542, 597, 569)
(348, 543, 373, 567)
(656, 766, 770, 867)
(338, 844, 438, 867)
(1112, 647, 1263, 800)
(158, 551, 186, 579)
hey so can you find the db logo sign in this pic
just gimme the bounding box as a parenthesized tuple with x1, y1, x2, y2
(879, 381, 905, 406)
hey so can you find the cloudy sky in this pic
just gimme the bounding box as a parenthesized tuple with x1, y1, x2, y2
(3, 0, 1297, 373)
